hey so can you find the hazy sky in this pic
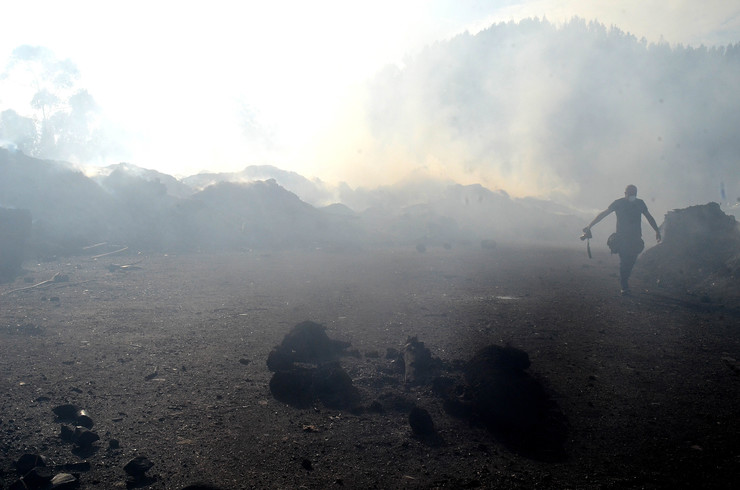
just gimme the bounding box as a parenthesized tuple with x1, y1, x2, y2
(1, 0, 739, 187)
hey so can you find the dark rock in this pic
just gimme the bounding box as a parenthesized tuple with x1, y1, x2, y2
(60, 425, 75, 442)
(409, 406, 435, 436)
(73, 427, 100, 448)
(124, 456, 154, 477)
(52, 404, 80, 420)
(402, 336, 440, 384)
(22, 466, 53, 488)
(16, 454, 46, 475)
(301, 459, 313, 471)
(266, 321, 351, 371)
(123, 456, 154, 486)
(52, 404, 93, 428)
(108, 439, 120, 450)
(76, 410, 94, 429)
(238, 358, 251, 365)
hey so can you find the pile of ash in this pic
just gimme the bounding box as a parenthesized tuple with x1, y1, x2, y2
(637, 202, 740, 301)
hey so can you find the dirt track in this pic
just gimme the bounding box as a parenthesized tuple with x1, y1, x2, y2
(1, 244, 738, 489)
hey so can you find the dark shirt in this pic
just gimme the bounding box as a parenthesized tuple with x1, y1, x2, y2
(608, 197, 647, 238)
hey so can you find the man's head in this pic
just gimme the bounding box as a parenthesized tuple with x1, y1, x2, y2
(625, 185, 638, 201)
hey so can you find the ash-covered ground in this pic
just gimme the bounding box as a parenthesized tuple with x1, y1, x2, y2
(1, 244, 738, 489)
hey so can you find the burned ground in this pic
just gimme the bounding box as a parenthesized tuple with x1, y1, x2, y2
(1, 244, 738, 489)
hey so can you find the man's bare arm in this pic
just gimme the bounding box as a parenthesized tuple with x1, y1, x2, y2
(643, 210, 662, 242)
(585, 208, 612, 231)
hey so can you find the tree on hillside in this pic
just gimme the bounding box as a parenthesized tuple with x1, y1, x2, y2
(0, 45, 102, 162)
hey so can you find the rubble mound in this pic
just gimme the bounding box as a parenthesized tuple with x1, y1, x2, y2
(637, 202, 740, 300)
(266, 320, 351, 371)
(436, 345, 568, 461)
(266, 321, 357, 409)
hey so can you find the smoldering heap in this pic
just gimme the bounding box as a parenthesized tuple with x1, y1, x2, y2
(266, 321, 358, 409)
(266, 322, 568, 460)
(435, 345, 568, 461)
(637, 202, 740, 301)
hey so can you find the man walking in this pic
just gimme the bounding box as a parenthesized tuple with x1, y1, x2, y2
(583, 185, 662, 295)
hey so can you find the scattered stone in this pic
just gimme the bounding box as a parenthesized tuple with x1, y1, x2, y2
(238, 358, 251, 365)
(108, 438, 121, 450)
(21, 466, 53, 488)
(52, 404, 94, 428)
(73, 426, 100, 448)
(76, 410, 94, 429)
(123, 456, 154, 483)
(16, 454, 46, 475)
(409, 406, 435, 436)
(60, 424, 75, 442)
(52, 404, 80, 420)
(402, 337, 440, 385)
(301, 459, 313, 471)
(50, 472, 78, 489)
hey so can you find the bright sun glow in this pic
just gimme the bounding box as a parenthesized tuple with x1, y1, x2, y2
(1, 1, 739, 184)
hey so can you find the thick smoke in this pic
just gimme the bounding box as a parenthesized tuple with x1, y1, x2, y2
(318, 18, 740, 219)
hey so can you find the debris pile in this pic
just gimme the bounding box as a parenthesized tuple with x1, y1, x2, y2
(637, 202, 740, 300)
(266, 324, 568, 460)
(267, 321, 358, 409)
(436, 345, 568, 460)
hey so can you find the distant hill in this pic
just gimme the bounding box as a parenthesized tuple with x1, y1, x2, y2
(0, 148, 589, 262)
(94, 162, 195, 199)
(183, 164, 335, 207)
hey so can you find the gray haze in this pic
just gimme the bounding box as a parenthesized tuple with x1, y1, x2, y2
(342, 18, 740, 220)
(1, 18, 739, 227)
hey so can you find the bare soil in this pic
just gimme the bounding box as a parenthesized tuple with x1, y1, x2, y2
(1, 244, 738, 489)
